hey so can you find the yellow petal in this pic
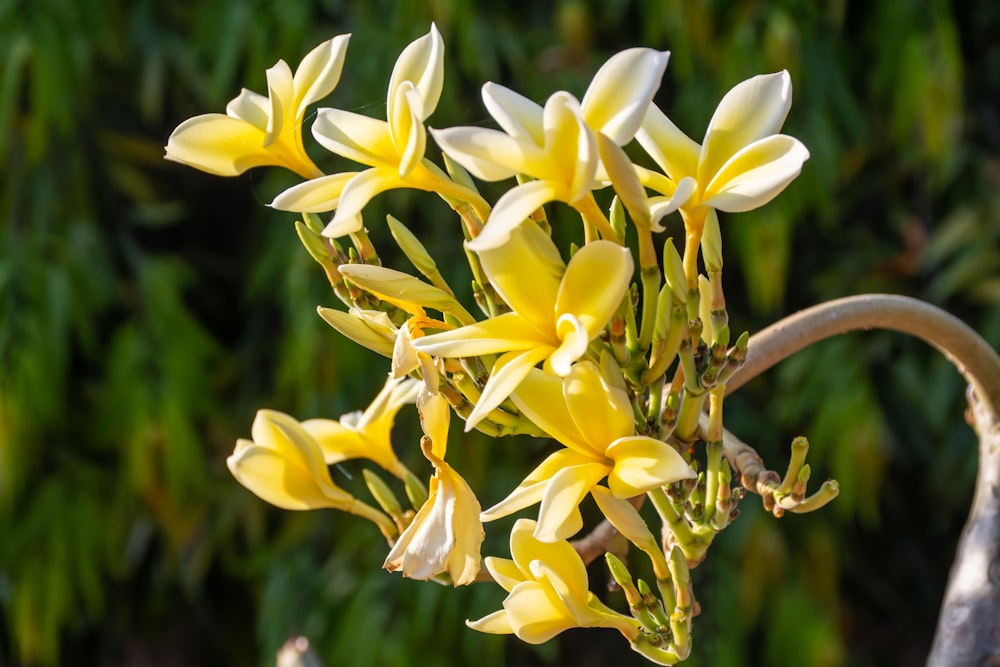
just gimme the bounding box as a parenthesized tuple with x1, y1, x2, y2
(534, 461, 610, 541)
(484, 556, 525, 593)
(554, 240, 633, 340)
(466, 609, 515, 635)
(263, 59, 294, 146)
(482, 82, 544, 144)
(549, 313, 589, 376)
(562, 361, 634, 447)
(293, 34, 351, 115)
(636, 103, 701, 182)
(331, 167, 407, 224)
(389, 82, 427, 177)
(338, 263, 469, 318)
(387, 23, 444, 120)
(605, 436, 696, 497)
(465, 345, 553, 432)
(700, 134, 810, 212)
(270, 172, 358, 213)
(509, 518, 588, 598)
(413, 311, 546, 358)
(581, 48, 669, 145)
(590, 485, 657, 548)
(542, 92, 597, 201)
(431, 126, 540, 181)
(164, 114, 270, 176)
(503, 580, 573, 644)
(312, 108, 398, 167)
(471, 179, 570, 258)
(509, 368, 590, 456)
(226, 88, 270, 129)
(481, 449, 592, 522)
(698, 70, 793, 185)
(417, 389, 451, 460)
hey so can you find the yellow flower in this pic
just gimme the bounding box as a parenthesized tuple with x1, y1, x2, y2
(467, 518, 638, 643)
(301, 376, 420, 480)
(636, 70, 810, 226)
(431, 48, 669, 248)
(482, 362, 695, 542)
(384, 391, 483, 585)
(228, 409, 353, 510)
(165, 35, 350, 179)
(270, 24, 484, 237)
(411, 220, 633, 431)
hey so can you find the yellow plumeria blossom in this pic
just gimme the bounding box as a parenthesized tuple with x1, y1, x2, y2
(467, 518, 638, 643)
(271, 24, 486, 238)
(431, 47, 668, 248)
(482, 362, 696, 542)
(384, 390, 483, 585)
(165, 35, 350, 179)
(411, 220, 633, 432)
(227, 409, 394, 536)
(301, 375, 420, 481)
(635, 70, 810, 231)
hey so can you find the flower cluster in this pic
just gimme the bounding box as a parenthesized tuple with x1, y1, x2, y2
(167, 25, 811, 663)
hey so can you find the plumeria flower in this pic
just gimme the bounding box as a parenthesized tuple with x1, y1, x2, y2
(165, 35, 350, 179)
(301, 375, 420, 480)
(384, 390, 483, 585)
(411, 220, 633, 431)
(467, 518, 638, 643)
(432, 47, 669, 248)
(228, 409, 394, 536)
(635, 70, 810, 232)
(482, 362, 696, 542)
(271, 24, 486, 237)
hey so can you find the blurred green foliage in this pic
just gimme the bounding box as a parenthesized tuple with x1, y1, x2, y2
(1, 0, 998, 665)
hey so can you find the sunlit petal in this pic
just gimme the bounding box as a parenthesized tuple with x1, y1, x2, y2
(332, 167, 407, 222)
(226, 89, 270, 129)
(581, 48, 669, 145)
(165, 114, 272, 177)
(430, 126, 539, 181)
(264, 60, 294, 145)
(700, 134, 810, 212)
(293, 34, 351, 115)
(484, 557, 524, 593)
(562, 362, 634, 446)
(509, 369, 590, 456)
(389, 82, 427, 177)
(549, 313, 589, 376)
(388, 23, 444, 119)
(636, 104, 701, 182)
(482, 82, 544, 144)
(270, 172, 357, 212)
(470, 179, 570, 253)
(698, 71, 792, 185)
(481, 449, 592, 521)
(313, 108, 398, 166)
(503, 581, 572, 644)
(413, 312, 548, 358)
(534, 462, 610, 541)
(466, 609, 515, 635)
(554, 240, 633, 339)
(605, 436, 696, 497)
(465, 346, 554, 432)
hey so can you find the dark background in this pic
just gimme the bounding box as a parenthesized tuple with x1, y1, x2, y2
(2, 0, 998, 665)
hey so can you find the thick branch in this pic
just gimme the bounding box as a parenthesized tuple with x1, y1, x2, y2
(725, 294, 1000, 666)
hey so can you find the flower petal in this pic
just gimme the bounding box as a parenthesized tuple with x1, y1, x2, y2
(293, 34, 351, 116)
(534, 461, 610, 541)
(264, 60, 294, 146)
(698, 71, 793, 185)
(164, 114, 270, 176)
(503, 581, 572, 644)
(466, 609, 515, 635)
(388, 23, 444, 119)
(484, 556, 524, 593)
(431, 125, 541, 182)
(331, 167, 406, 223)
(226, 89, 270, 129)
(270, 172, 358, 212)
(317, 306, 395, 357)
(700, 134, 809, 212)
(581, 48, 669, 145)
(605, 436, 696, 497)
(389, 82, 427, 177)
(470, 179, 570, 253)
(562, 361, 634, 447)
(554, 240, 633, 340)
(481, 449, 593, 522)
(465, 346, 554, 432)
(549, 313, 589, 376)
(413, 311, 548, 358)
(509, 369, 590, 456)
(482, 82, 544, 144)
(636, 103, 701, 182)
(312, 108, 398, 167)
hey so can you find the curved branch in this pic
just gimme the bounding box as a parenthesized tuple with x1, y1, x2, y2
(725, 293, 1000, 665)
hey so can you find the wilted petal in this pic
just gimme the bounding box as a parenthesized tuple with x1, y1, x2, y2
(388, 23, 444, 119)
(700, 134, 810, 212)
(294, 34, 351, 115)
(482, 82, 544, 144)
(581, 48, 669, 145)
(605, 436, 696, 497)
(270, 172, 357, 212)
(698, 71, 793, 185)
